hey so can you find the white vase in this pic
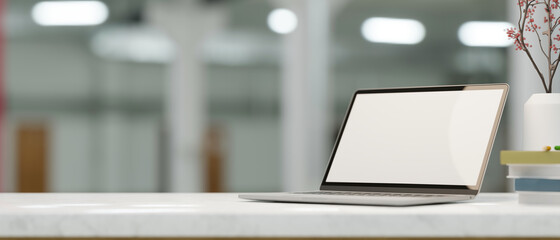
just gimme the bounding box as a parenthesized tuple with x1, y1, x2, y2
(523, 93, 560, 150)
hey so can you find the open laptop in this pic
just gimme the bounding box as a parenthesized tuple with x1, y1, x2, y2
(239, 84, 509, 206)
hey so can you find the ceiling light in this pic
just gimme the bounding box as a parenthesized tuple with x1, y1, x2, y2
(458, 21, 514, 47)
(91, 26, 174, 63)
(267, 8, 298, 34)
(361, 17, 426, 45)
(32, 1, 108, 26)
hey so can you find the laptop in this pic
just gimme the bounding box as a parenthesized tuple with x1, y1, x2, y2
(239, 84, 509, 206)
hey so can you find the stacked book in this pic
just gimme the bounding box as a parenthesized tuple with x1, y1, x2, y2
(501, 151, 560, 204)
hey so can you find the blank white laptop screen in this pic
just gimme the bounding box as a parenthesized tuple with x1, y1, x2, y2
(325, 89, 504, 186)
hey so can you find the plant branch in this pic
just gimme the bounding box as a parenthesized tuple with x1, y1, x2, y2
(532, 23, 549, 59)
(551, 50, 560, 92)
(518, 0, 550, 92)
(547, 0, 553, 93)
(552, 16, 560, 31)
(522, 45, 549, 91)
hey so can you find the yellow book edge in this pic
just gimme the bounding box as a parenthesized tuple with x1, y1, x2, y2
(500, 150, 560, 164)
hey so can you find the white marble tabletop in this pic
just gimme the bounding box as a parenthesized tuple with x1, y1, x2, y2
(0, 192, 558, 238)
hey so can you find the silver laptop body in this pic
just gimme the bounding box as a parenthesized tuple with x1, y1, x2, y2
(239, 84, 509, 206)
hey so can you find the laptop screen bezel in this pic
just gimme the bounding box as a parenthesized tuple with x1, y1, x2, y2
(320, 84, 509, 195)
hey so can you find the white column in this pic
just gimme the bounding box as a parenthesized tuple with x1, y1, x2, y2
(147, 0, 225, 192)
(98, 111, 126, 191)
(97, 61, 126, 192)
(276, 0, 334, 191)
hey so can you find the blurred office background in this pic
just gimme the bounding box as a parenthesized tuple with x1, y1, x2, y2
(0, 0, 536, 193)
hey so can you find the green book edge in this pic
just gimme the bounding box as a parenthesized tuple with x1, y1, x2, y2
(501, 151, 560, 164)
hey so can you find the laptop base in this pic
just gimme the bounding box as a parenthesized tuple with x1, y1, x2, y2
(239, 192, 473, 206)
